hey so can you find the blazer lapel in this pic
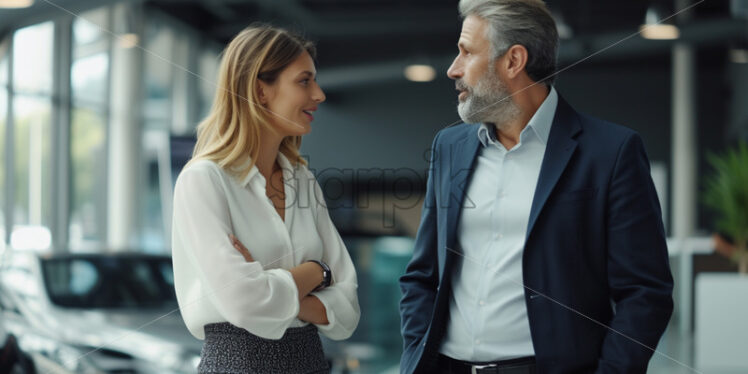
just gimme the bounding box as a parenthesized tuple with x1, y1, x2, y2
(526, 97, 582, 241)
(440, 129, 481, 280)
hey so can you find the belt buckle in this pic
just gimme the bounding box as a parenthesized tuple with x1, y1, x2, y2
(471, 363, 498, 374)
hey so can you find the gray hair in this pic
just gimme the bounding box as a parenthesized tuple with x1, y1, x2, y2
(459, 0, 559, 84)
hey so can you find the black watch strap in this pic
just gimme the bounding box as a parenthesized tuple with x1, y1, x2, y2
(308, 260, 332, 291)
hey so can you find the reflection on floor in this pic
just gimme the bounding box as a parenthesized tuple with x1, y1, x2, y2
(648, 322, 697, 374)
(648, 320, 744, 374)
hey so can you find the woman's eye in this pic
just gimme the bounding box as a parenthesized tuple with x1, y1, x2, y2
(300, 79, 310, 85)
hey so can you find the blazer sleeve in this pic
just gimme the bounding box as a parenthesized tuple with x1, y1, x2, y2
(309, 176, 361, 340)
(399, 131, 442, 351)
(596, 133, 674, 373)
(172, 164, 300, 340)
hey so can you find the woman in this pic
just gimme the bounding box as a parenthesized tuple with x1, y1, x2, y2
(171, 24, 360, 374)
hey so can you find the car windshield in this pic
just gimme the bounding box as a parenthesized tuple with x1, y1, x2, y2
(41, 256, 177, 309)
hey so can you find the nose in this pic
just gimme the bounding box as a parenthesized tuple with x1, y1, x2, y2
(447, 55, 462, 80)
(313, 81, 326, 103)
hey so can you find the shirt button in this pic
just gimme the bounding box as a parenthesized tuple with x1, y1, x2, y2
(475, 339, 481, 345)
(479, 300, 485, 306)
(498, 233, 503, 239)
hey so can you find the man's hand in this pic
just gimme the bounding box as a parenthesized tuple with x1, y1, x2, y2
(229, 234, 254, 262)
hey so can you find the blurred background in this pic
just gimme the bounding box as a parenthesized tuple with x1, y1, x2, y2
(0, 0, 747, 373)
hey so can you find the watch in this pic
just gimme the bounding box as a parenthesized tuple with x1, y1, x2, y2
(308, 260, 332, 291)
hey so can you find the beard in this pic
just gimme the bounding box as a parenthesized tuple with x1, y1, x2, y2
(456, 66, 520, 126)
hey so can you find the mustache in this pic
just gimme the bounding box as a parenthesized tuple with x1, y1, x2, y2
(455, 80, 469, 92)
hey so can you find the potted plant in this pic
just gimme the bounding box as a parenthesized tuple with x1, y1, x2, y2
(703, 141, 748, 274)
(694, 141, 748, 371)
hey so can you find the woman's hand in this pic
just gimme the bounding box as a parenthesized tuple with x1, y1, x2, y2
(229, 234, 254, 262)
(229, 234, 322, 301)
(298, 295, 329, 325)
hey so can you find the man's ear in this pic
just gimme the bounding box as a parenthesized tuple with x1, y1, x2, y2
(497, 44, 528, 80)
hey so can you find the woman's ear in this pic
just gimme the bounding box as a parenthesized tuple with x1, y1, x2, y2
(257, 80, 278, 107)
(257, 81, 268, 106)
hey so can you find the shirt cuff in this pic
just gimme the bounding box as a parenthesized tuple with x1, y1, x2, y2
(311, 287, 356, 340)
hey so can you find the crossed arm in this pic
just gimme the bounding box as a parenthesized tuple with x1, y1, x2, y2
(229, 234, 329, 325)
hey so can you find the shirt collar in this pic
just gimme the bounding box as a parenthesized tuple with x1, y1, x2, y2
(477, 85, 558, 147)
(238, 152, 294, 187)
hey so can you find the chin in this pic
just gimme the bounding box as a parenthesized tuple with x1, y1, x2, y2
(280, 121, 311, 137)
(457, 104, 468, 120)
(293, 124, 312, 136)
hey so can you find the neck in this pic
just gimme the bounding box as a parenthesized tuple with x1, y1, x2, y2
(256, 129, 284, 179)
(492, 82, 550, 149)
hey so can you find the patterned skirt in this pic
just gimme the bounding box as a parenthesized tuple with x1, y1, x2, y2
(198, 322, 330, 374)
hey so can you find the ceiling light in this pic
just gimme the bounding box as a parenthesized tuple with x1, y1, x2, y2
(640, 24, 679, 40)
(404, 64, 436, 82)
(640, 5, 680, 40)
(729, 49, 748, 64)
(0, 0, 33, 8)
(118, 33, 139, 49)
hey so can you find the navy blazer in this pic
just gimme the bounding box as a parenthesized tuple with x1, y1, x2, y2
(399, 95, 674, 374)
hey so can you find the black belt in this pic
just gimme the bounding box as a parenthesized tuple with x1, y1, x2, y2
(437, 354, 537, 374)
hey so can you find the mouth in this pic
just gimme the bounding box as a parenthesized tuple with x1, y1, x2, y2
(302, 108, 316, 121)
(457, 90, 468, 101)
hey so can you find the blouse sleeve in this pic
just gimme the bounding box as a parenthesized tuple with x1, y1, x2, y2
(309, 177, 361, 340)
(172, 163, 300, 340)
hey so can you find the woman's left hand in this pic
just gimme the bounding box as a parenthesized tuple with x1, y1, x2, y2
(229, 234, 254, 262)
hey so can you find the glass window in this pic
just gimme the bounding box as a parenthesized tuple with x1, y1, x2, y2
(1, 42, 8, 246)
(171, 34, 190, 135)
(72, 7, 107, 45)
(0, 40, 7, 85)
(11, 22, 54, 250)
(198, 49, 219, 120)
(12, 96, 53, 233)
(0, 87, 7, 247)
(71, 53, 108, 105)
(140, 128, 168, 253)
(138, 22, 174, 251)
(69, 107, 107, 249)
(12, 22, 54, 95)
(143, 23, 172, 128)
(69, 9, 110, 250)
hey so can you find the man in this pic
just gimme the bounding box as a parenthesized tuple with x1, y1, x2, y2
(399, 1, 674, 373)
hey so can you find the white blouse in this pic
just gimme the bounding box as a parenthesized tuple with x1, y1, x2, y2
(171, 153, 360, 341)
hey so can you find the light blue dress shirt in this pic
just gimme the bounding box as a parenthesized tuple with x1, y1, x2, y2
(439, 86, 558, 361)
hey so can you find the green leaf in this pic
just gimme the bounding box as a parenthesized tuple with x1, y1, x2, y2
(703, 141, 748, 250)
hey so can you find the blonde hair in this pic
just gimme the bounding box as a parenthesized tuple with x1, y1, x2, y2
(188, 24, 315, 180)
